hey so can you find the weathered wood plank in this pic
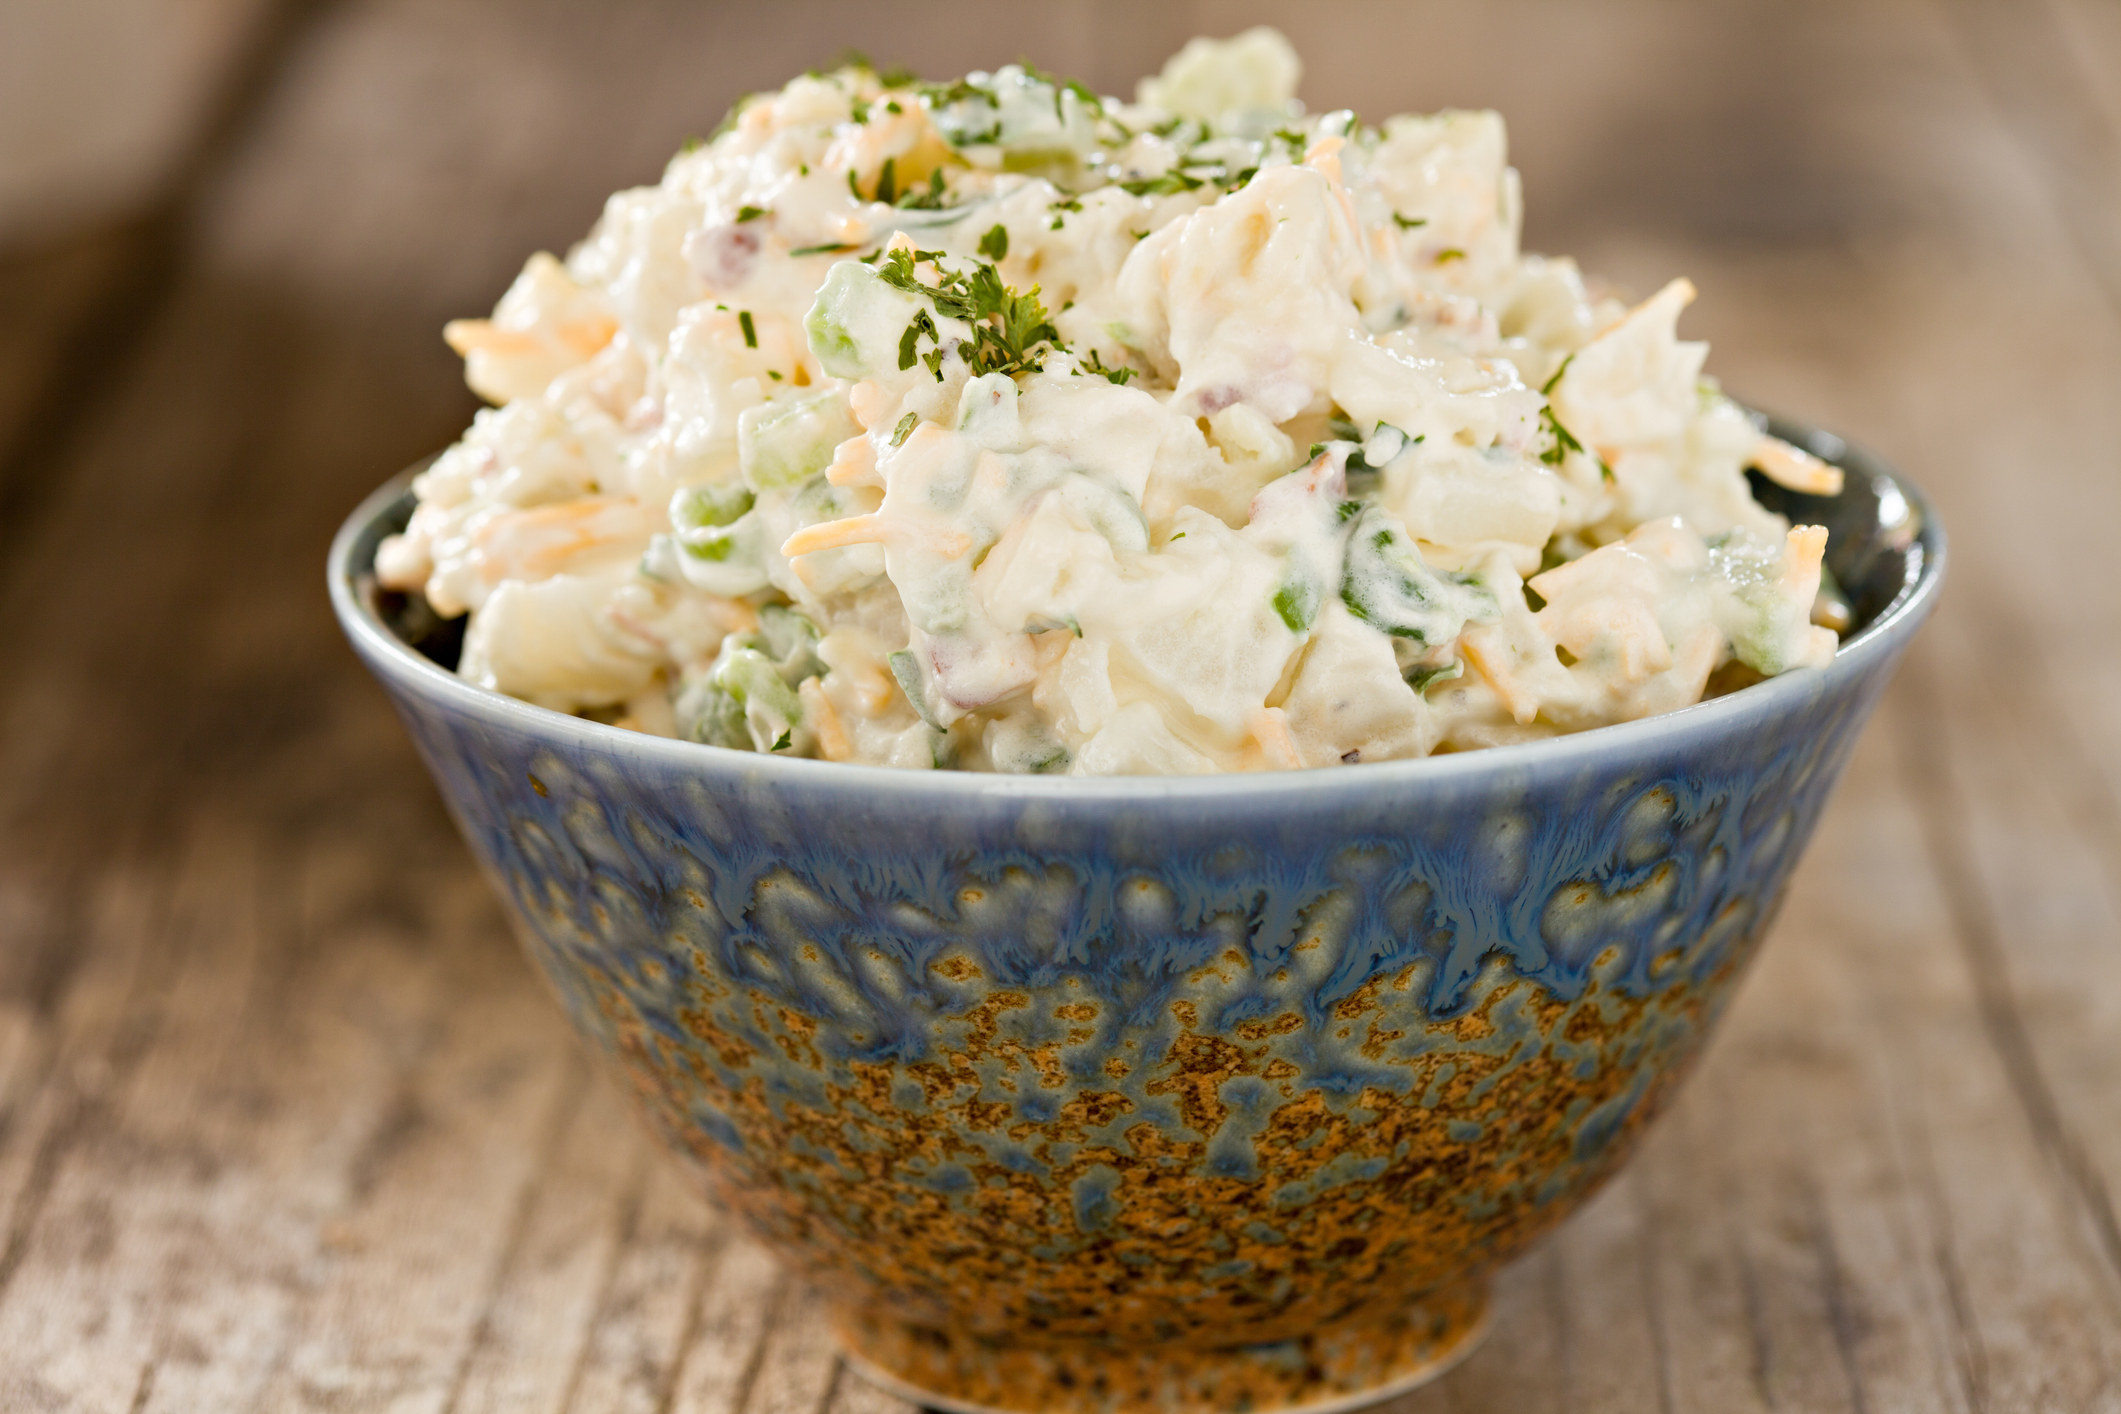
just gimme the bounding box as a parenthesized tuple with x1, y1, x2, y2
(663, 1237, 785, 1414)
(554, 1160, 724, 1414)
(0, 0, 277, 247)
(446, 1071, 650, 1414)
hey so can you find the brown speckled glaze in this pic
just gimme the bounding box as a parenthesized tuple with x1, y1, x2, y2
(332, 425, 1943, 1413)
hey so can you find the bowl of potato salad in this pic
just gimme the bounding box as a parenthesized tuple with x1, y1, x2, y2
(333, 28, 1942, 1414)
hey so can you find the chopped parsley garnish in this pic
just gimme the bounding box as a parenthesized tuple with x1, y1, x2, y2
(767, 369, 782, 380)
(879, 64, 917, 88)
(886, 100, 902, 114)
(771, 728, 793, 752)
(850, 97, 871, 124)
(875, 157, 898, 204)
(897, 308, 938, 371)
(919, 78, 997, 108)
(680, 136, 705, 154)
(789, 242, 857, 256)
(978, 224, 1009, 260)
(1538, 355, 1611, 481)
(1435, 247, 1466, 263)
(1119, 170, 1204, 197)
(877, 248, 1064, 380)
(738, 310, 758, 348)
(1392, 213, 1427, 229)
(1078, 350, 1133, 385)
(735, 205, 766, 223)
(891, 411, 919, 446)
(918, 78, 1003, 145)
(897, 168, 949, 209)
(846, 168, 864, 200)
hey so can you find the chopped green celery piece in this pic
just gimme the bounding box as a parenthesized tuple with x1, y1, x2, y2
(922, 67, 1100, 156)
(674, 481, 759, 559)
(804, 260, 928, 379)
(887, 649, 943, 728)
(739, 390, 860, 492)
(669, 482, 757, 564)
(1407, 659, 1464, 695)
(985, 713, 1069, 774)
(755, 603, 825, 682)
(1340, 505, 1496, 645)
(667, 484, 769, 595)
(1709, 534, 1806, 674)
(677, 643, 804, 754)
(1271, 575, 1319, 632)
(670, 481, 754, 531)
(955, 372, 1023, 446)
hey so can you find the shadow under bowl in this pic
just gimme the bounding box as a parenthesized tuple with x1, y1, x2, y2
(329, 416, 1944, 1414)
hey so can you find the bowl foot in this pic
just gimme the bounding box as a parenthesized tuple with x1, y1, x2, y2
(834, 1280, 1491, 1414)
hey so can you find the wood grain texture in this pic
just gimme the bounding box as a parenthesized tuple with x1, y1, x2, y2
(0, 1, 2116, 1410)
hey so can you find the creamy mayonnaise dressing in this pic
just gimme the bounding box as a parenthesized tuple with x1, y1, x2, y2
(376, 29, 1840, 774)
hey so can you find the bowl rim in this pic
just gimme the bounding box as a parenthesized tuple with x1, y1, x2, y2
(329, 414, 1946, 802)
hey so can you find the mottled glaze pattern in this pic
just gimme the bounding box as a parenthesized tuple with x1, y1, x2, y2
(331, 425, 1942, 1414)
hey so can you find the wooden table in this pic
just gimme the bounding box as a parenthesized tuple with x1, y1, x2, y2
(4, 2, 2119, 1409)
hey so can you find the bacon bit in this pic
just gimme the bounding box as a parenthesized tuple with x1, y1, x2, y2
(825, 433, 879, 487)
(1750, 435, 1845, 496)
(799, 679, 853, 762)
(1249, 707, 1303, 771)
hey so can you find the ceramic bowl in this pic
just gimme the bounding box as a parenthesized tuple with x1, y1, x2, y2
(329, 418, 1943, 1414)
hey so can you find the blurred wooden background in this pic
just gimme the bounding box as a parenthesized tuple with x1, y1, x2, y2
(5, 1, 2121, 1410)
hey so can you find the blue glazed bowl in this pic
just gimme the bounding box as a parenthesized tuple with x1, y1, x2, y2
(330, 419, 1942, 1414)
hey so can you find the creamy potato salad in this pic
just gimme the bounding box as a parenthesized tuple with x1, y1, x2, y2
(377, 29, 1843, 774)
